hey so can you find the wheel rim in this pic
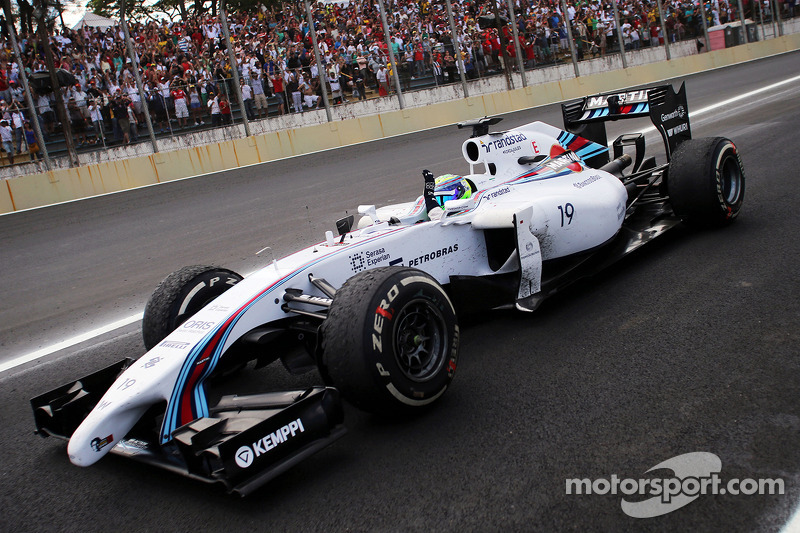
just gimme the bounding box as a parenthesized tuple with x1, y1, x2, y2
(719, 151, 742, 205)
(393, 299, 448, 383)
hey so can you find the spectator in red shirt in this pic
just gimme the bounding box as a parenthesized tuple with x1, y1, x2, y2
(0, 69, 10, 103)
(171, 79, 189, 128)
(218, 93, 232, 124)
(413, 42, 425, 78)
(271, 71, 286, 116)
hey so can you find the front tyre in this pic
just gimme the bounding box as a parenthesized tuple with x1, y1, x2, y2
(321, 267, 459, 416)
(667, 137, 745, 227)
(142, 265, 243, 350)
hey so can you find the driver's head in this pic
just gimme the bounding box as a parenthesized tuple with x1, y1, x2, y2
(434, 174, 473, 207)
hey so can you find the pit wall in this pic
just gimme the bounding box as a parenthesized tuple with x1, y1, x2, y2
(1, 32, 798, 214)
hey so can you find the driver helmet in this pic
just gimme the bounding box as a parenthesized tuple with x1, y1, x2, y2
(433, 174, 473, 207)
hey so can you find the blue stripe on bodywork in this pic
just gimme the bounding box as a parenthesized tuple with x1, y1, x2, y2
(160, 228, 405, 443)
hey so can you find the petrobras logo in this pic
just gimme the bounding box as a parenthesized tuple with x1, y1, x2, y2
(406, 244, 459, 268)
(234, 418, 306, 469)
(480, 133, 527, 154)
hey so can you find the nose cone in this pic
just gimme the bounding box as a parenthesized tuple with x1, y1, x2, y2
(67, 423, 119, 467)
(67, 436, 105, 467)
(66, 401, 152, 467)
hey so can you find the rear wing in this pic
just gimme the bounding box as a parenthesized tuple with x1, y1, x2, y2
(562, 83, 692, 166)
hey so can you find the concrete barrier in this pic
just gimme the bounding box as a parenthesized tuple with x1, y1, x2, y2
(1, 31, 798, 214)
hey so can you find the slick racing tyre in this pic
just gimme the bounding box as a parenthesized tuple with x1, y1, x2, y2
(667, 137, 745, 227)
(322, 267, 459, 416)
(142, 265, 243, 350)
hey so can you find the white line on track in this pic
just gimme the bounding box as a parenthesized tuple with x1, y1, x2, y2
(781, 501, 800, 533)
(0, 312, 143, 375)
(2, 73, 799, 376)
(634, 73, 800, 137)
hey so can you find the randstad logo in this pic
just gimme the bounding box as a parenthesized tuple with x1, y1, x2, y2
(566, 452, 784, 518)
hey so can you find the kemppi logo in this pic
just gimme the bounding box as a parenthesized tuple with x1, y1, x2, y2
(234, 418, 306, 469)
(235, 446, 254, 468)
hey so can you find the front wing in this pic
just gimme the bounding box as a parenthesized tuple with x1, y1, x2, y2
(31, 359, 346, 496)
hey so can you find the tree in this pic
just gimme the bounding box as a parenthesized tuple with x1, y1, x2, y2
(88, 0, 280, 25)
(149, 0, 271, 20)
(88, 0, 155, 22)
(151, 0, 190, 20)
(225, 0, 271, 11)
(86, 0, 117, 18)
(16, 0, 35, 33)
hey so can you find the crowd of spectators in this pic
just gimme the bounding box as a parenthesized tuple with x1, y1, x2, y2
(0, 0, 795, 163)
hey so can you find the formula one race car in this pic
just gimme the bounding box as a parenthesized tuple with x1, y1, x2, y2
(32, 83, 745, 496)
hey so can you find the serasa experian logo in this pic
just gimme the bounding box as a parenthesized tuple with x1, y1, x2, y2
(349, 252, 366, 273)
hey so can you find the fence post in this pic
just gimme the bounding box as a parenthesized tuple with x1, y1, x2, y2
(444, 0, 469, 97)
(773, 0, 783, 37)
(656, 0, 672, 60)
(120, 0, 158, 153)
(492, 0, 513, 90)
(699, 0, 710, 51)
(377, 0, 405, 108)
(611, 0, 628, 69)
(219, 0, 252, 136)
(507, 0, 527, 87)
(36, 0, 78, 167)
(304, 0, 332, 122)
(562, 0, 580, 77)
(3, 0, 50, 168)
(736, 0, 749, 43)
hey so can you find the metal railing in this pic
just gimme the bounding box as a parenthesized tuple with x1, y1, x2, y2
(1, 0, 796, 169)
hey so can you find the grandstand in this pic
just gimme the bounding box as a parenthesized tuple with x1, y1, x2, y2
(0, 0, 795, 168)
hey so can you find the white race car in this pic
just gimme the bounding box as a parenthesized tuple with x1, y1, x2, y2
(33, 83, 745, 495)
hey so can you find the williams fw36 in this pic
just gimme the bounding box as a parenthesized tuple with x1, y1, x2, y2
(32, 83, 745, 496)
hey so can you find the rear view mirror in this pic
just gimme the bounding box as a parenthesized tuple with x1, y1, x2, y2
(335, 215, 354, 236)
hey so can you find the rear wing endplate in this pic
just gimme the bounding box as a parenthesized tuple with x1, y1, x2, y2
(562, 83, 692, 163)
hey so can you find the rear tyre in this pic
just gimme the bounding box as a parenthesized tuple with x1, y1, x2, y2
(667, 137, 745, 227)
(321, 267, 459, 416)
(142, 265, 243, 350)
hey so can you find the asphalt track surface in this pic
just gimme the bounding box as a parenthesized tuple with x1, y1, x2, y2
(1, 52, 799, 532)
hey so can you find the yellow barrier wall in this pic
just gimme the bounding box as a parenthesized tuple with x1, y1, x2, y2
(2, 33, 798, 214)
